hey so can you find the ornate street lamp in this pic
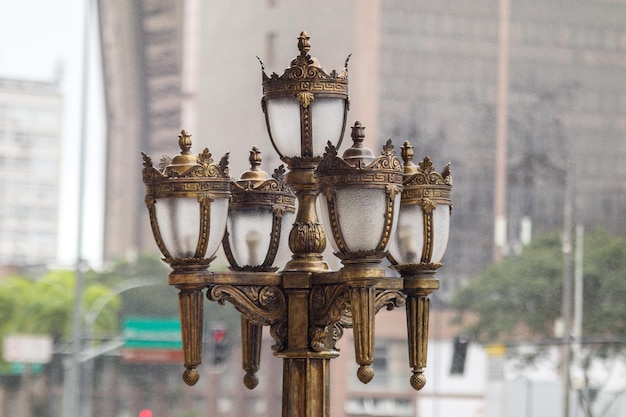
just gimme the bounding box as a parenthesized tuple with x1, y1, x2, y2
(388, 140, 453, 389)
(222, 146, 295, 273)
(142, 32, 452, 417)
(316, 121, 403, 383)
(142, 129, 231, 271)
(142, 129, 231, 385)
(222, 147, 295, 388)
(261, 30, 349, 272)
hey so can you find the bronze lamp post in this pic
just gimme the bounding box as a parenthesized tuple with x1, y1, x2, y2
(141, 32, 452, 417)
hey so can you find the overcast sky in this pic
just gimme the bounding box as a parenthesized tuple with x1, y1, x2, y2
(0, 0, 105, 268)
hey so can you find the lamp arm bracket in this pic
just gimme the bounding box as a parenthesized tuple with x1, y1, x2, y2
(375, 289, 406, 312)
(208, 284, 288, 351)
(338, 287, 406, 329)
(310, 284, 350, 327)
(208, 285, 287, 326)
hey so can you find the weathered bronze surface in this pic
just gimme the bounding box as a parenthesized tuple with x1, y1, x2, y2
(316, 123, 403, 267)
(143, 32, 452, 417)
(261, 31, 349, 161)
(142, 130, 230, 271)
(222, 147, 296, 272)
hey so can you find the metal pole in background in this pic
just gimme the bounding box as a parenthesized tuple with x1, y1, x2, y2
(573, 225, 584, 359)
(571, 225, 584, 397)
(494, 0, 510, 261)
(63, 0, 93, 416)
(561, 146, 576, 417)
(82, 278, 164, 417)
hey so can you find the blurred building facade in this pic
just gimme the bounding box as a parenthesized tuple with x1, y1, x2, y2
(97, 1, 626, 415)
(97, 0, 185, 263)
(0, 78, 62, 271)
(99, 0, 626, 291)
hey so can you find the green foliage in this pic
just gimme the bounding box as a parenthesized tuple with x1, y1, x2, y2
(90, 254, 177, 318)
(90, 255, 242, 339)
(0, 269, 121, 362)
(580, 230, 626, 339)
(451, 229, 626, 346)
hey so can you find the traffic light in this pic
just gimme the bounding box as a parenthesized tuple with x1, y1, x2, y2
(139, 410, 153, 417)
(211, 326, 229, 367)
(450, 335, 469, 375)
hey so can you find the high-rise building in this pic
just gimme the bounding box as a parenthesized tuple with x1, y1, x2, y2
(99, 0, 626, 288)
(376, 0, 626, 290)
(98, 2, 626, 414)
(98, 0, 185, 261)
(0, 78, 63, 271)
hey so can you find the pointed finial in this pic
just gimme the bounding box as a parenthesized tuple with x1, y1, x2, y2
(298, 31, 311, 55)
(442, 162, 452, 185)
(178, 129, 192, 154)
(401, 141, 420, 175)
(350, 121, 366, 148)
(382, 139, 395, 155)
(401, 141, 414, 166)
(238, 147, 268, 184)
(342, 121, 375, 164)
(249, 146, 262, 171)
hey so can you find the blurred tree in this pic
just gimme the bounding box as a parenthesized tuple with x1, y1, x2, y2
(451, 232, 563, 341)
(452, 229, 626, 345)
(90, 254, 176, 317)
(0, 269, 121, 342)
(91, 255, 241, 339)
(0, 269, 121, 417)
(451, 229, 626, 417)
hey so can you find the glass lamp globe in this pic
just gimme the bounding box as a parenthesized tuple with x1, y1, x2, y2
(316, 122, 403, 267)
(388, 141, 452, 272)
(223, 147, 296, 271)
(261, 31, 349, 162)
(142, 130, 231, 271)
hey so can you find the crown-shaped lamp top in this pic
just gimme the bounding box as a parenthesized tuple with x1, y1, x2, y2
(261, 31, 349, 100)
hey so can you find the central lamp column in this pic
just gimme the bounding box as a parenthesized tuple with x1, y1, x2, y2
(261, 31, 348, 272)
(278, 272, 337, 417)
(284, 163, 328, 272)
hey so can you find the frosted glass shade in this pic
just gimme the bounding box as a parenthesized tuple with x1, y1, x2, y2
(320, 187, 400, 253)
(390, 203, 451, 264)
(226, 208, 274, 267)
(265, 96, 346, 158)
(311, 97, 346, 156)
(274, 210, 296, 266)
(266, 98, 301, 157)
(155, 196, 229, 260)
(226, 208, 295, 268)
(431, 206, 451, 263)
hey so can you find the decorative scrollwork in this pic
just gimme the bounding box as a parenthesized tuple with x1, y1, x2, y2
(310, 284, 350, 326)
(336, 288, 406, 330)
(375, 289, 406, 312)
(208, 285, 286, 326)
(209, 285, 287, 351)
(288, 222, 326, 254)
(270, 318, 287, 352)
(400, 150, 452, 206)
(310, 284, 350, 352)
(262, 31, 348, 101)
(331, 322, 345, 351)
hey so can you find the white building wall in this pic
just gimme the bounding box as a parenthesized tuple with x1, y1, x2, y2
(417, 341, 486, 417)
(0, 78, 62, 269)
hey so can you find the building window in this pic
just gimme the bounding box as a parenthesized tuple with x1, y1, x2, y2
(345, 397, 412, 417)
